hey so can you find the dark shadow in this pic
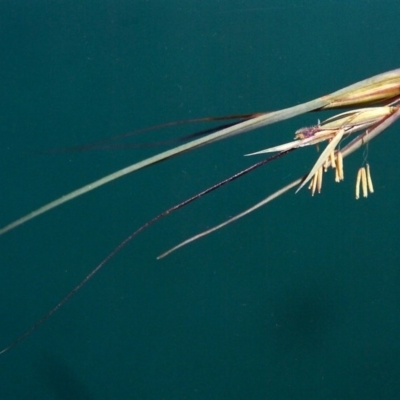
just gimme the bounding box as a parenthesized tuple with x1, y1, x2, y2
(40, 353, 93, 400)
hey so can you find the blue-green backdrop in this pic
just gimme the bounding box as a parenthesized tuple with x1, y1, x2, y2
(1, 1, 400, 399)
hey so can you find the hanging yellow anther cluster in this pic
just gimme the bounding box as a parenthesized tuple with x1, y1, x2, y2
(308, 150, 344, 196)
(247, 106, 393, 199)
(355, 164, 374, 199)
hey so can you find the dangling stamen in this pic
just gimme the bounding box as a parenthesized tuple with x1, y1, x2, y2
(330, 151, 336, 169)
(366, 164, 374, 193)
(335, 164, 340, 182)
(361, 167, 368, 197)
(337, 151, 344, 181)
(355, 169, 362, 199)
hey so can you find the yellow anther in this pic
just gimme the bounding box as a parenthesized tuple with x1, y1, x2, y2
(366, 164, 374, 193)
(337, 151, 344, 181)
(361, 167, 368, 197)
(355, 169, 361, 199)
(308, 166, 323, 196)
(317, 166, 323, 193)
(330, 151, 336, 169)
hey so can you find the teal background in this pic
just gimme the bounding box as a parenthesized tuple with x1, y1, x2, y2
(1, 1, 400, 399)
